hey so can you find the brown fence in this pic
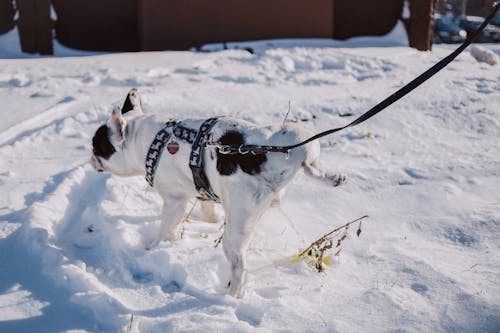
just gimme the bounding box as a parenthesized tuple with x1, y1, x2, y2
(11, 0, 437, 55)
(0, 0, 15, 35)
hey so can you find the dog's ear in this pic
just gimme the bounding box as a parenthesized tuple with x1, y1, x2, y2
(121, 88, 142, 114)
(108, 106, 127, 143)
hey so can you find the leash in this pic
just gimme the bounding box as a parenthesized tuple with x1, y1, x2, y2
(212, 2, 499, 156)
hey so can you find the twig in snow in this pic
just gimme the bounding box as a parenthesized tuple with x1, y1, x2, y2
(127, 313, 134, 332)
(183, 199, 198, 224)
(214, 221, 226, 248)
(282, 100, 292, 127)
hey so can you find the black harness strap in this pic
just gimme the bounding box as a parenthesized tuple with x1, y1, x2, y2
(173, 124, 198, 144)
(189, 118, 220, 202)
(145, 120, 178, 187)
(215, 3, 499, 156)
(144, 118, 220, 201)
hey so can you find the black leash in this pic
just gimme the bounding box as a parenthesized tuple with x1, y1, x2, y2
(215, 2, 499, 156)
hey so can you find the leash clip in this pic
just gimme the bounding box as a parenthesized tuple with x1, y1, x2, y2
(238, 145, 249, 155)
(208, 141, 233, 155)
(219, 145, 232, 154)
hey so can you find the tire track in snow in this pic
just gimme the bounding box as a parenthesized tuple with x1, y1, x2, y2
(19, 164, 234, 331)
(0, 96, 85, 147)
(20, 166, 132, 329)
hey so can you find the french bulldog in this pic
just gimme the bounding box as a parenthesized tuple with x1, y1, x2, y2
(91, 89, 345, 297)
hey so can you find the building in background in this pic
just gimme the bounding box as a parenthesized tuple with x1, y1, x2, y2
(2, 0, 439, 55)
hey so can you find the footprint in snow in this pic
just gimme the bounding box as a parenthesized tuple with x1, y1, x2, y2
(235, 303, 264, 327)
(411, 283, 428, 295)
(132, 271, 154, 284)
(444, 227, 475, 247)
(403, 167, 427, 180)
(162, 280, 183, 293)
(255, 286, 286, 299)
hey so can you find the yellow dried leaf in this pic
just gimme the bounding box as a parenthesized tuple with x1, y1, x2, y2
(323, 257, 330, 266)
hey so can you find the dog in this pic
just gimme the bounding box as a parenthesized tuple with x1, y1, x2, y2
(91, 89, 346, 297)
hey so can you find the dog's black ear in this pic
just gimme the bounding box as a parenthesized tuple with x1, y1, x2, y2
(121, 88, 142, 114)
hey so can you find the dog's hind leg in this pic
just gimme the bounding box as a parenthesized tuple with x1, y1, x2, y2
(147, 194, 189, 249)
(222, 192, 273, 298)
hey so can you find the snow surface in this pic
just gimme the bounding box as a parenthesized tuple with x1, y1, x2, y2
(1, 26, 500, 332)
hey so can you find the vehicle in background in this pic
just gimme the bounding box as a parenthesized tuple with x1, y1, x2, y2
(490, 12, 500, 27)
(433, 15, 467, 43)
(456, 16, 500, 43)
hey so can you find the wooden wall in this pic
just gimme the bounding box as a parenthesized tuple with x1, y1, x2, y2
(13, 0, 438, 54)
(0, 0, 16, 35)
(52, 0, 140, 51)
(334, 0, 403, 39)
(16, 0, 53, 54)
(140, 0, 334, 50)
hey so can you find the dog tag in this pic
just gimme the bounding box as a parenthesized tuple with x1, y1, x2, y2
(167, 140, 180, 155)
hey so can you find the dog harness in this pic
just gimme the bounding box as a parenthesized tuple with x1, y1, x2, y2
(145, 118, 220, 202)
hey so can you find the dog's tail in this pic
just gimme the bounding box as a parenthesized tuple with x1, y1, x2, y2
(302, 160, 346, 187)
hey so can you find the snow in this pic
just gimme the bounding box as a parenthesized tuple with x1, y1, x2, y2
(1, 23, 500, 332)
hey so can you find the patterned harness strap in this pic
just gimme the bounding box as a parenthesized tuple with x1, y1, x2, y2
(145, 120, 178, 187)
(144, 118, 220, 202)
(189, 118, 220, 202)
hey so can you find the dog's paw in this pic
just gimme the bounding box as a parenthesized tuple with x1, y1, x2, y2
(145, 239, 160, 251)
(326, 173, 347, 187)
(227, 280, 245, 298)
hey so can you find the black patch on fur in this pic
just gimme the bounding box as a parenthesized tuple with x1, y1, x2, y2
(216, 131, 266, 176)
(121, 94, 135, 114)
(92, 125, 116, 159)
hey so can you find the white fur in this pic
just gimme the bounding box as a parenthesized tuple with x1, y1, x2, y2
(91, 90, 345, 297)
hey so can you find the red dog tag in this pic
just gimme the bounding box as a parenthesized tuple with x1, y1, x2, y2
(167, 140, 179, 155)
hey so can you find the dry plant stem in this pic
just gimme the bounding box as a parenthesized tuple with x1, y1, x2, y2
(282, 100, 292, 127)
(179, 199, 198, 239)
(278, 206, 307, 244)
(298, 215, 369, 258)
(183, 198, 198, 223)
(214, 221, 226, 248)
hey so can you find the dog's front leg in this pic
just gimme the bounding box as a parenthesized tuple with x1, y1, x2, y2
(147, 194, 188, 250)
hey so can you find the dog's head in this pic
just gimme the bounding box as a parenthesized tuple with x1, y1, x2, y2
(91, 88, 142, 176)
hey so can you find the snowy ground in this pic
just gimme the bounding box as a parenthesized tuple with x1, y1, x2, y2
(0, 26, 499, 332)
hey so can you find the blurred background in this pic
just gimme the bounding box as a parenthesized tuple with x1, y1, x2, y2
(434, 0, 499, 44)
(0, 0, 498, 56)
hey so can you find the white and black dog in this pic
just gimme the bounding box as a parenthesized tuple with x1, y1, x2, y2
(91, 89, 345, 297)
